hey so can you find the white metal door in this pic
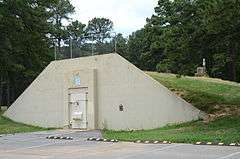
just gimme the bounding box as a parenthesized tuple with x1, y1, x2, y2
(69, 91, 87, 129)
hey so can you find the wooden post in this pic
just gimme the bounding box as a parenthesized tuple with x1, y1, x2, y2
(0, 75, 3, 107)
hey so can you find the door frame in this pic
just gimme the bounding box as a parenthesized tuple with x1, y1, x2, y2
(68, 87, 88, 129)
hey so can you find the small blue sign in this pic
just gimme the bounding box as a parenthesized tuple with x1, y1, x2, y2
(74, 75, 81, 86)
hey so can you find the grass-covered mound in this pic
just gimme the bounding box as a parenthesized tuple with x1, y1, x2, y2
(147, 72, 240, 114)
(103, 116, 240, 143)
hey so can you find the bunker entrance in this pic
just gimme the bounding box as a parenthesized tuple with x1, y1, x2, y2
(69, 88, 88, 129)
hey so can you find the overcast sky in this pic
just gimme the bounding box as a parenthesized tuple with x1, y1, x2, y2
(69, 0, 158, 36)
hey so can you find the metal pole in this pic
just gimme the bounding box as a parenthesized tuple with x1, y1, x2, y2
(54, 43, 57, 60)
(70, 38, 73, 58)
(114, 32, 117, 53)
(91, 35, 94, 56)
(79, 40, 81, 58)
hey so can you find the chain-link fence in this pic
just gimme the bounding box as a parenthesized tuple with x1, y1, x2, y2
(53, 33, 117, 60)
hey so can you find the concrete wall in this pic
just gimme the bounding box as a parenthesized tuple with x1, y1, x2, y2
(4, 53, 201, 130)
(4, 62, 65, 128)
(93, 54, 201, 130)
(4, 64, 97, 129)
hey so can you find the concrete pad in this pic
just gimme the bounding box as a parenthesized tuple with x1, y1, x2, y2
(0, 131, 239, 159)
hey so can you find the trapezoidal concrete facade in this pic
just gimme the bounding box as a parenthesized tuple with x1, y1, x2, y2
(4, 53, 202, 130)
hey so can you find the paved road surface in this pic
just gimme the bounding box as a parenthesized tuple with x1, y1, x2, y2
(0, 130, 239, 159)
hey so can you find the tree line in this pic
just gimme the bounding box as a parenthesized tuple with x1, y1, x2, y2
(123, 0, 240, 82)
(0, 0, 116, 106)
(1, 0, 240, 106)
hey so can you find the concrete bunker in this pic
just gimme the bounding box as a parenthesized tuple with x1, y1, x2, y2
(4, 53, 202, 130)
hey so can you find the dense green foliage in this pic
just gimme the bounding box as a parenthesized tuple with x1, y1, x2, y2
(148, 72, 240, 113)
(0, 0, 115, 106)
(49, 0, 74, 52)
(103, 116, 240, 143)
(0, 0, 57, 106)
(86, 17, 113, 42)
(124, 0, 240, 82)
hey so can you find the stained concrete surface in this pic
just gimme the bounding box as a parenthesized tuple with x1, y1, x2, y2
(0, 130, 239, 159)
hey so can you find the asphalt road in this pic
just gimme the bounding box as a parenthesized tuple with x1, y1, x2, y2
(0, 130, 239, 159)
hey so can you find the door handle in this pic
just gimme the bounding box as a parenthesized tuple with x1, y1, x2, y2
(69, 102, 79, 105)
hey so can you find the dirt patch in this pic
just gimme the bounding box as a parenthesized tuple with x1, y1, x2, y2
(203, 105, 240, 123)
(170, 89, 185, 98)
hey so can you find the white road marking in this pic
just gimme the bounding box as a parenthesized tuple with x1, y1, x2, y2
(115, 144, 185, 159)
(217, 151, 240, 159)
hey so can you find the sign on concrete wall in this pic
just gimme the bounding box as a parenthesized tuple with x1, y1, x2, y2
(74, 75, 81, 86)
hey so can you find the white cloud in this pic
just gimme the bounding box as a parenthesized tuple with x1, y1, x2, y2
(69, 0, 158, 36)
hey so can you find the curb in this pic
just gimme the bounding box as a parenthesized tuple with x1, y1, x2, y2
(87, 138, 171, 144)
(134, 140, 171, 144)
(50, 136, 240, 147)
(87, 137, 118, 143)
(195, 142, 240, 147)
(46, 136, 73, 140)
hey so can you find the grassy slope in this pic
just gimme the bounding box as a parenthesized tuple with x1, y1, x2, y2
(104, 116, 240, 143)
(0, 110, 48, 135)
(147, 72, 240, 113)
(103, 72, 240, 143)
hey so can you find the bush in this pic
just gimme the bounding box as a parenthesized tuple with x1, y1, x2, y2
(156, 59, 171, 73)
(176, 74, 182, 78)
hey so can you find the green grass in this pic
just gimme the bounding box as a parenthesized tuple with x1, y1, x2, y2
(147, 72, 240, 113)
(103, 116, 240, 144)
(0, 110, 50, 135)
(103, 72, 240, 143)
